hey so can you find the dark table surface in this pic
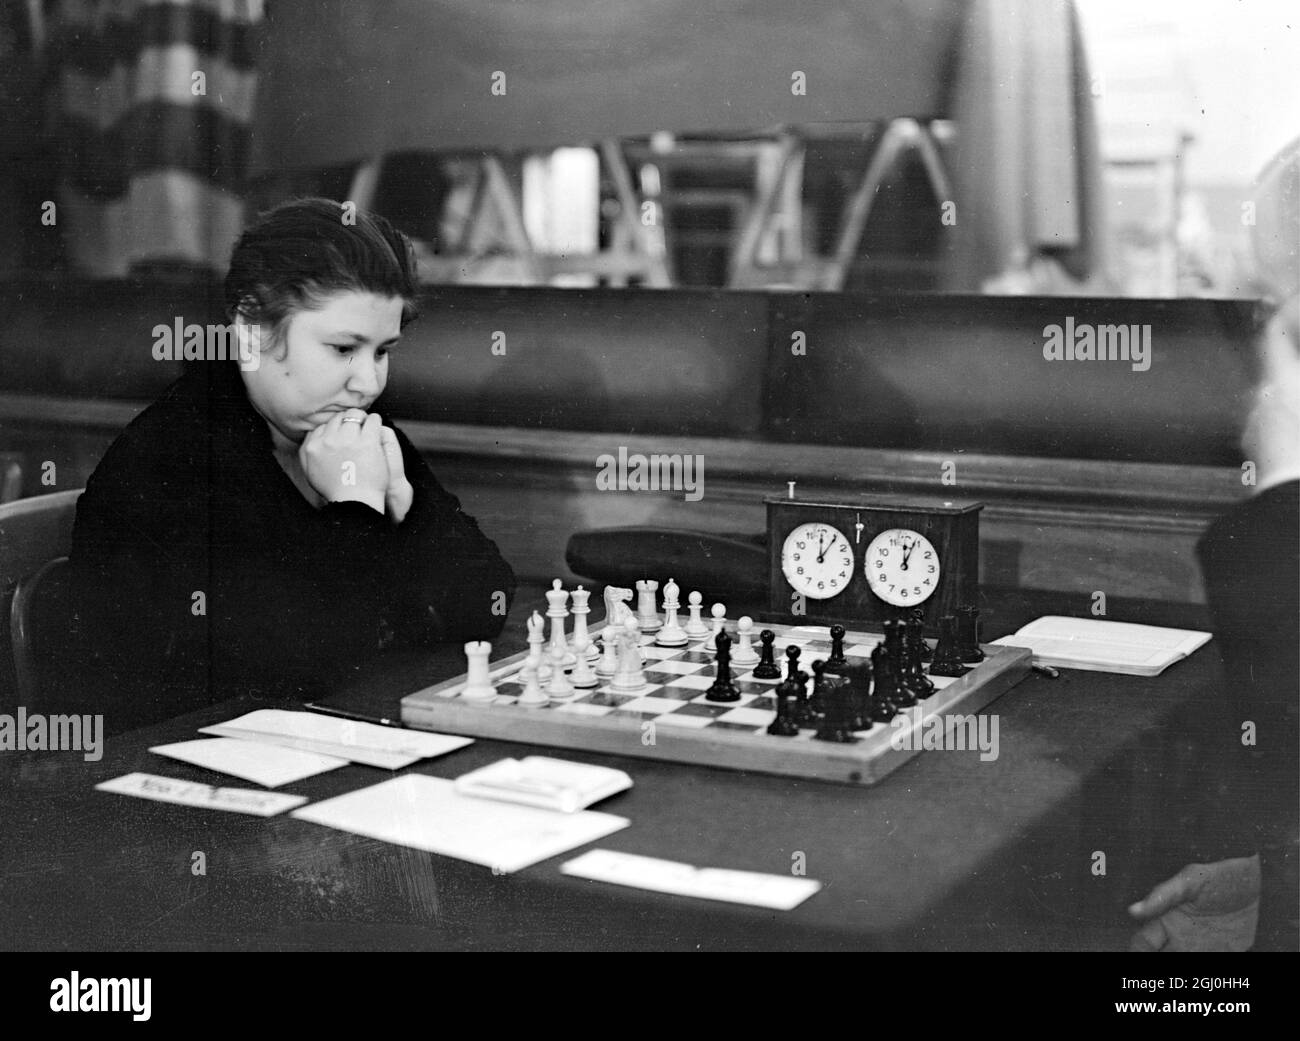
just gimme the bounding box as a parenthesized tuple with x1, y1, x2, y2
(0, 585, 1220, 951)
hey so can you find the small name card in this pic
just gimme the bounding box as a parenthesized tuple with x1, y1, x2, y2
(95, 772, 308, 816)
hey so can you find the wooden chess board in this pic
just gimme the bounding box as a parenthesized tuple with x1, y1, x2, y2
(400, 622, 1031, 785)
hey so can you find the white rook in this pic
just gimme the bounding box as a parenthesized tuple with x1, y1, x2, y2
(462, 641, 496, 701)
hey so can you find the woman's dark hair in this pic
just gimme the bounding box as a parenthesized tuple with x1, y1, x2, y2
(224, 198, 419, 352)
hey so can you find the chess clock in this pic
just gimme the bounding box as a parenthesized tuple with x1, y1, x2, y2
(767, 496, 981, 633)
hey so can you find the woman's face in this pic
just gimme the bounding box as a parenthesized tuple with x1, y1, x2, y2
(240, 290, 405, 445)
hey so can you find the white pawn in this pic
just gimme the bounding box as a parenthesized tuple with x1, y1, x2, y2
(546, 649, 575, 702)
(732, 616, 760, 667)
(683, 591, 710, 639)
(711, 602, 728, 638)
(516, 662, 549, 707)
(461, 641, 496, 701)
(635, 579, 661, 633)
(595, 624, 619, 678)
(611, 616, 648, 692)
(570, 629, 599, 688)
(570, 585, 601, 661)
(655, 577, 689, 647)
(546, 579, 576, 668)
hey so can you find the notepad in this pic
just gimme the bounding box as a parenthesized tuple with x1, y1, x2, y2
(199, 709, 473, 769)
(150, 737, 349, 787)
(96, 772, 307, 816)
(291, 774, 629, 874)
(992, 616, 1212, 676)
(561, 849, 823, 910)
(455, 757, 633, 813)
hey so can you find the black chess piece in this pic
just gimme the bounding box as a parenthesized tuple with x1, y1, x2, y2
(910, 608, 933, 661)
(814, 675, 857, 743)
(833, 660, 873, 732)
(706, 630, 741, 702)
(767, 676, 801, 736)
(752, 629, 781, 679)
(903, 615, 936, 698)
(929, 614, 971, 677)
(869, 645, 898, 721)
(809, 659, 831, 718)
(825, 624, 848, 671)
(882, 620, 917, 708)
(956, 605, 985, 663)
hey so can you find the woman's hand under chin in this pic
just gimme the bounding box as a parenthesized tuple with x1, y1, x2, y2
(380, 425, 414, 524)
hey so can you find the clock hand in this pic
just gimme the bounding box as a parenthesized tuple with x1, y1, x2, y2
(821, 538, 839, 563)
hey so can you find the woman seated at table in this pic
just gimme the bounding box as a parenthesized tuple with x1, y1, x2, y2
(66, 199, 516, 730)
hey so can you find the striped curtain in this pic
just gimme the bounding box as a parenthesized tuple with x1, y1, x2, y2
(50, 0, 261, 277)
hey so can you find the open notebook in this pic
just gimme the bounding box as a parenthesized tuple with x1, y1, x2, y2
(992, 616, 1212, 677)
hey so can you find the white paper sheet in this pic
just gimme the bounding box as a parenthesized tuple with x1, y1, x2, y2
(561, 849, 823, 910)
(291, 774, 629, 874)
(149, 737, 349, 787)
(992, 616, 1212, 676)
(199, 709, 473, 769)
(96, 772, 307, 816)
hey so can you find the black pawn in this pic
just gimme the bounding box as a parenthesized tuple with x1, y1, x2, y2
(752, 629, 781, 679)
(883, 620, 917, 708)
(929, 614, 971, 677)
(814, 676, 857, 743)
(910, 608, 933, 661)
(809, 659, 831, 718)
(706, 630, 740, 702)
(904, 615, 936, 698)
(825, 624, 848, 671)
(956, 605, 985, 663)
(767, 676, 800, 736)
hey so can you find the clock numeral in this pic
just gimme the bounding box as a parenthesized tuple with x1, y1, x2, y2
(927, 565, 936, 574)
(924, 551, 933, 559)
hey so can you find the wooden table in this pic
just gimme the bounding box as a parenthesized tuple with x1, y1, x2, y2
(0, 588, 1221, 951)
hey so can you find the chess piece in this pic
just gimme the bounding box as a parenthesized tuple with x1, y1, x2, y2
(604, 584, 634, 626)
(814, 676, 856, 743)
(910, 608, 933, 661)
(611, 616, 648, 692)
(595, 624, 619, 678)
(928, 615, 971, 678)
(461, 641, 496, 701)
(570, 585, 600, 661)
(767, 676, 801, 736)
(809, 659, 831, 717)
(635, 579, 662, 633)
(655, 578, 689, 647)
(705, 631, 740, 702)
(882, 620, 917, 708)
(524, 610, 547, 675)
(752, 629, 781, 679)
(546, 579, 576, 667)
(683, 591, 710, 639)
(516, 662, 549, 707)
(957, 605, 986, 663)
(868, 645, 898, 722)
(903, 615, 936, 698)
(826, 624, 848, 671)
(570, 629, 599, 688)
(830, 660, 873, 732)
(784, 646, 815, 727)
(731, 616, 760, 667)
(710, 602, 727, 637)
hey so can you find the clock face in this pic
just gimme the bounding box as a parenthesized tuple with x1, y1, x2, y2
(781, 523, 855, 600)
(864, 528, 941, 606)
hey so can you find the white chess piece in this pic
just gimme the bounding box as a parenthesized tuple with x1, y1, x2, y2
(711, 602, 728, 638)
(595, 624, 619, 678)
(732, 616, 760, 667)
(545, 647, 575, 701)
(603, 585, 634, 627)
(461, 641, 496, 701)
(516, 662, 549, 707)
(611, 616, 648, 692)
(635, 579, 661, 633)
(525, 609, 552, 681)
(570, 585, 601, 661)
(546, 579, 577, 667)
(570, 629, 599, 688)
(655, 577, 689, 647)
(683, 590, 710, 639)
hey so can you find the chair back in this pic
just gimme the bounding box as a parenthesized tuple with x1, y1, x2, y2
(9, 557, 74, 709)
(0, 490, 83, 705)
